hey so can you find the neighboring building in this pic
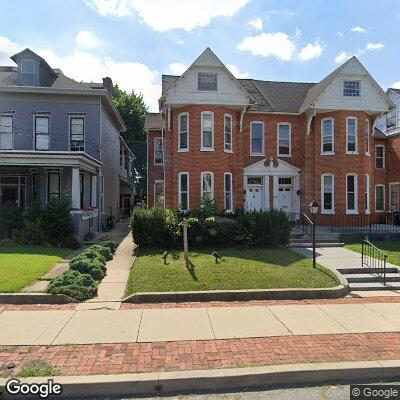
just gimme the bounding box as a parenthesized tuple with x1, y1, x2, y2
(0, 48, 134, 239)
(146, 47, 396, 223)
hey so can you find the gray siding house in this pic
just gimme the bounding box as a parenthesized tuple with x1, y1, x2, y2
(0, 48, 134, 239)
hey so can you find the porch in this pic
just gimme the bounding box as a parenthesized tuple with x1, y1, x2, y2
(0, 151, 102, 239)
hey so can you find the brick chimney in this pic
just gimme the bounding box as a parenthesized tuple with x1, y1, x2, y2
(102, 77, 114, 97)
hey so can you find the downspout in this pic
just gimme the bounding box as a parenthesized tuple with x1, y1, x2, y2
(162, 106, 168, 209)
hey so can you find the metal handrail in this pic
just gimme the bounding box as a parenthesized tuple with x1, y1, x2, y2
(361, 240, 388, 285)
(331, 213, 400, 233)
(301, 213, 313, 238)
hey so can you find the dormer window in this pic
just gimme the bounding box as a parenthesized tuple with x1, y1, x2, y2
(198, 73, 217, 91)
(21, 59, 35, 86)
(343, 80, 360, 97)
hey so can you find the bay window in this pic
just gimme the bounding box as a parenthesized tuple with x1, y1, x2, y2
(201, 112, 214, 150)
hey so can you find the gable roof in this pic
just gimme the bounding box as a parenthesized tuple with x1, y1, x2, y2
(388, 88, 400, 96)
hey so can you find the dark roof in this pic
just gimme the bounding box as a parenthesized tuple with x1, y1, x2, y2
(161, 74, 315, 113)
(388, 88, 400, 96)
(373, 127, 387, 139)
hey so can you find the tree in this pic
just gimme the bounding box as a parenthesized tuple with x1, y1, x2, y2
(112, 85, 148, 200)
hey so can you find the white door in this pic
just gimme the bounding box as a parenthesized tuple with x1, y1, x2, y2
(246, 185, 263, 211)
(276, 177, 295, 216)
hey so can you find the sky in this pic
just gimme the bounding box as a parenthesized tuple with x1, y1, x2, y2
(1, 0, 399, 111)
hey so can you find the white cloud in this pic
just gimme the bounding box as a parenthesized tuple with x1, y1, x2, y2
(336, 31, 344, 38)
(334, 51, 352, 63)
(0, 36, 21, 65)
(392, 81, 400, 89)
(295, 27, 302, 38)
(237, 32, 295, 61)
(298, 42, 323, 61)
(75, 30, 103, 49)
(247, 17, 263, 30)
(351, 26, 367, 33)
(84, 0, 250, 32)
(168, 62, 187, 75)
(365, 42, 385, 51)
(226, 64, 249, 78)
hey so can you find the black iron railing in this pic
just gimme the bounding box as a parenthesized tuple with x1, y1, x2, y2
(301, 213, 313, 238)
(331, 213, 400, 233)
(361, 240, 388, 285)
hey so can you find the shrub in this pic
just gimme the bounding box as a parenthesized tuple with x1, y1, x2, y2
(69, 256, 106, 280)
(12, 219, 45, 245)
(79, 249, 107, 265)
(131, 208, 177, 248)
(59, 234, 81, 249)
(99, 240, 117, 253)
(90, 244, 113, 261)
(0, 202, 24, 239)
(49, 284, 97, 301)
(47, 270, 95, 291)
(40, 199, 75, 246)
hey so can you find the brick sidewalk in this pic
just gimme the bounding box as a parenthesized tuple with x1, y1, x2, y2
(1, 332, 400, 377)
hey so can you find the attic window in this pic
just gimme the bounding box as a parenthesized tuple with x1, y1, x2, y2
(343, 80, 360, 97)
(21, 59, 35, 86)
(198, 73, 217, 91)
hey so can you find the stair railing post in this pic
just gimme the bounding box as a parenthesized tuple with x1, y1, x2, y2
(361, 241, 364, 268)
(383, 254, 387, 286)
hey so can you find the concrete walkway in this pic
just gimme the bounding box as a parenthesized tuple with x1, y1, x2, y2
(1, 301, 400, 345)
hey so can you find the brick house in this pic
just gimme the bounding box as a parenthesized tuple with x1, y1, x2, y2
(146, 47, 396, 223)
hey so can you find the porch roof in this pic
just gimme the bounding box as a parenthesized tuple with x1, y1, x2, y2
(0, 151, 101, 173)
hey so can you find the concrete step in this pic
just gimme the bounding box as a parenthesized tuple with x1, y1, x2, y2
(348, 282, 400, 291)
(290, 238, 340, 243)
(338, 267, 399, 274)
(287, 242, 345, 248)
(344, 273, 400, 283)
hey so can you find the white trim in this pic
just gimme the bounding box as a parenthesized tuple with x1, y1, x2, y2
(321, 117, 334, 155)
(68, 115, 85, 152)
(178, 112, 189, 152)
(375, 184, 385, 212)
(224, 172, 233, 211)
(201, 171, 214, 200)
(277, 122, 291, 157)
(197, 72, 218, 93)
(365, 119, 370, 156)
(346, 173, 358, 214)
(224, 114, 233, 153)
(178, 172, 189, 211)
(154, 137, 163, 165)
(0, 114, 14, 150)
(346, 116, 358, 155)
(365, 174, 370, 214)
(34, 114, 50, 151)
(389, 182, 399, 211)
(375, 145, 385, 170)
(250, 121, 265, 156)
(321, 173, 335, 214)
(20, 58, 36, 86)
(154, 179, 165, 208)
(200, 111, 214, 151)
(343, 79, 361, 98)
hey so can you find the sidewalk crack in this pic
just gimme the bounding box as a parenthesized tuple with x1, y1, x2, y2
(135, 308, 144, 342)
(205, 308, 217, 339)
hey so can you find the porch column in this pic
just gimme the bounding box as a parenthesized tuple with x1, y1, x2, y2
(71, 168, 80, 209)
(91, 174, 97, 207)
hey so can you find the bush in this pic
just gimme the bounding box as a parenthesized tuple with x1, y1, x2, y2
(69, 256, 106, 280)
(131, 208, 177, 248)
(90, 244, 113, 261)
(12, 220, 45, 245)
(99, 240, 117, 253)
(47, 270, 95, 291)
(40, 199, 75, 246)
(0, 202, 24, 239)
(79, 249, 107, 265)
(59, 234, 81, 249)
(49, 285, 97, 301)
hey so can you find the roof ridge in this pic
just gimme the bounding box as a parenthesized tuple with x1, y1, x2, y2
(251, 80, 274, 110)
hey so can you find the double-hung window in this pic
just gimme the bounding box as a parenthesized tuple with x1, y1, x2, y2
(375, 146, 385, 169)
(70, 117, 84, 151)
(390, 183, 399, 211)
(154, 137, 163, 164)
(343, 80, 360, 97)
(0, 116, 13, 150)
(201, 172, 214, 200)
(346, 174, 358, 214)
(321, 174, 334, 214)
(154, 180, 164, 207)
(21, 59, 35, 86)
(201, 112, 214, 150)
(277, 123, 291, 156)
(224, 114, 232, 152)
(47, 172, 60, 201)
(346, 117, 358, 154)
(198, 73, 217, 91)
(321, 118, 334, 154)
(365, 120, 370, 155)
(375, 185, 385, 212)
(178, 113, 189, 151)
(178, 172, 189, 211)
(224, 172, 233, 211)
(250, 121, 264, 156)
(35, 116, 50, 150)
(365, 174, 370, 214)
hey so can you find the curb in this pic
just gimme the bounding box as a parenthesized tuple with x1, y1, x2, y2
(0, 293, 78, 304)
(2, 360, 400, 398)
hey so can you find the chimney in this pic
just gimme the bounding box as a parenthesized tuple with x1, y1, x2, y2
(102, 77, 113, 97)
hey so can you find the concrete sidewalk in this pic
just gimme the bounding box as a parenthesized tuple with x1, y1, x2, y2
(1, 301, 400, 345)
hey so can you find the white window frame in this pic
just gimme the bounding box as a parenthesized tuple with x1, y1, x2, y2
(201, 171, 214, 200)
(178, 172, 189, 211)
(365, 119, 370, 156)
(389, 182, 399, 211)
(224, 172, 233, 211)
(47, 172, 61, 203)
(250, 121, 265, 156)
(343, 80, 361, 97)
(224, 114, 233, 153)
(197, 72, 218, 92)
(365, 174, 370, 214)
(375, 145, 385, 170)
(277, 122, 291, 157)
(0, 115, 13, 150)
(346, 116, 358, 155)
(321, 117, 334, 155)
(346, 173, 358, 214)
(178, 112, 189, 152)
(69, 116, 85, 152)
(200, 111, 214, 151)
(154, 179, 165, 208)
(321, 173, 335, 214)
(21, 59, 36, 86)
(375, 184, 385, 212)
(34, 115, 50, 151)
(154, 137, 163, 165)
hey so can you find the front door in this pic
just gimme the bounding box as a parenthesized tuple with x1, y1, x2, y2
(122, 195, 131, 217)
(246, 185, 263, 211)
(276, 177, 295, 217)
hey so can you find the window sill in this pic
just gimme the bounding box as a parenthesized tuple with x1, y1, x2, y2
(224, 149, 233, 154)
(321, 210, 335, 215)
(375, 210, 385, 213)
(375, 168, 385, 171)
(365, 210, 371, 215)
(346, 152, 359, 155)
(346, 211, 359, 215)
(366, 153, 371, 157)
(200, 148, 214, 152)
(177, 149, 189, 153)
(277, 153, 291, 157)
(154, 163, 163, 166)
(250, 153, 265, 157)
(321, 152, 335, 156)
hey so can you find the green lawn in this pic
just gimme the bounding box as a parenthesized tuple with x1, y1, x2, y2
(0, 246, 71, 293)
(125, 248, 339, 295)
(345, 241, 400, 266)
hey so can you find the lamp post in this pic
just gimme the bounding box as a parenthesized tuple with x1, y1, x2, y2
(308, 200, 319, 268)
